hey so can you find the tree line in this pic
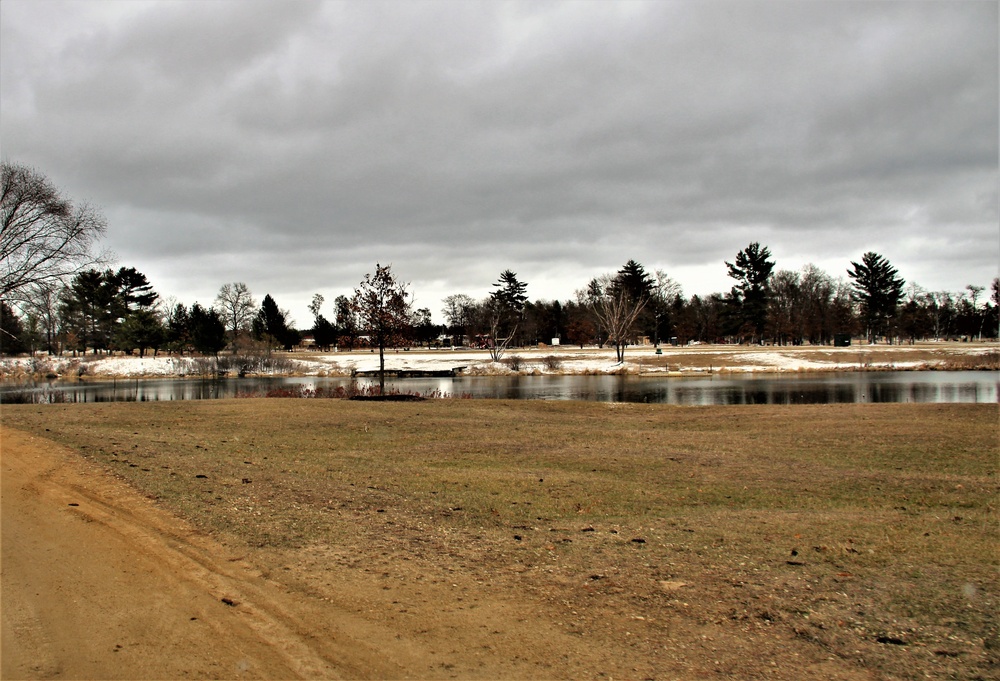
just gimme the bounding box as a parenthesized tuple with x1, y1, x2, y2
(2, 162, 998, 361)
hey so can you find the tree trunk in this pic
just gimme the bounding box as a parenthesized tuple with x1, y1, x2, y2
(378, 343, 385, 394)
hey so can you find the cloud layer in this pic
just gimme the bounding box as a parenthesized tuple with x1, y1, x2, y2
(2, 0, 996, 325)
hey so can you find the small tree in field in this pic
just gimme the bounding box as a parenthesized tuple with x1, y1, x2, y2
(352, 264, 412, 394)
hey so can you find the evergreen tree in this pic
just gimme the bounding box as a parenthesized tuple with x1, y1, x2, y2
(58, 266, 159, 354)
(60, 269, 117, 353)
(308, 294, 337, 350)
(615, 260, 654, 303)
(411, 307, 437, 347)
(113, 267, 158, 314)
(0, 301, 27, 355)
(487, 270, 528, 358)
(847, 252, 904, 343)
(311, 315, 337, 351)
(491, 270, 528, 313)
(165, 302, 191, 352)
(252, 294, 296, 350)
(115, 309, 164, 357)
(726, 242, 775, 343)
(189, 303, 226, 356)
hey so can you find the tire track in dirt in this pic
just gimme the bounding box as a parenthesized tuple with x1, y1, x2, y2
(0, 426, 402, 679)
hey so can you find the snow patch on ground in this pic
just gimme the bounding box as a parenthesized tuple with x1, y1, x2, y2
(86, 356, 197, 376)
(1, 343, 994, 379)
(738, 352, 836, 371)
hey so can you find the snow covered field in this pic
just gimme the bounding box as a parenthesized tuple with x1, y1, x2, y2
(1, 343, 995, 379)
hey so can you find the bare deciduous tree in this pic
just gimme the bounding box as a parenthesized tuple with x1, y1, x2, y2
(587, 274, 647, 363)
(1, 161, 108, 304)
(308, 293, 324, 318)
(485, 297, 516, 362)
(21, 283, 62, 354)
(653, 270, 683, 303)
(966, 284, 985, 341)
(214, 282, 256, 348)
(442, 293, 475, 345)
(352, 264, 412, 394)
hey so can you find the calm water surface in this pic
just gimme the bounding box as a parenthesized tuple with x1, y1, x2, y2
(3, 371, 996, 405)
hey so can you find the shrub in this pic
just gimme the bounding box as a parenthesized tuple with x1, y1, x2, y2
(218, 348, 296, 376)
(542, 355, 562, 371)
(937, 351, 999, 371)
(191, 357, 218, 377)
(234, 382, 451, 400)
(503, 354, 524, 371)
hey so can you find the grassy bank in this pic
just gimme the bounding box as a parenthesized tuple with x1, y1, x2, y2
(3, 400, 996, 679)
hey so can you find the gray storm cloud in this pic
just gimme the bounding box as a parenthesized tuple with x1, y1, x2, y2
(1, 0, 995, 324)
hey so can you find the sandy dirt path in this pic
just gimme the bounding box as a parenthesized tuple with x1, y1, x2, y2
(0, 427, 630, 680)
(1, 426, 413, 679)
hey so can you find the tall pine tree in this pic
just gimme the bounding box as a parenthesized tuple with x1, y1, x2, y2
(847, 252, 904, 343)
(726, 242, 775, 343)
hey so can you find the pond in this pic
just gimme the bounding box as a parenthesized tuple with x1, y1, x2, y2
(2, 371, 996, 405)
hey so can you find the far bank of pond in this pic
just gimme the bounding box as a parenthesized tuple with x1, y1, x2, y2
(3, 371, 996, 405)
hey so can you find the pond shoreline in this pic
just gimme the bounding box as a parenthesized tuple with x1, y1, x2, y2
(1, 341, 996, 381)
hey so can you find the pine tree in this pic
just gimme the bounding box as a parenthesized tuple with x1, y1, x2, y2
(848, 252, 904, 343)
(189, 303, 226, 356)
(726, 242, 775, 343)
(487, 270, 528, 359)
(113, 267, 158, 313)
(491, 270, 528, 313)
(252, 294, 295, 350)
(615, 260, 654, 303)
(0, 301, 27, 355)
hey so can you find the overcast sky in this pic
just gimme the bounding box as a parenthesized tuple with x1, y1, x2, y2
(2, 0, 997, 326)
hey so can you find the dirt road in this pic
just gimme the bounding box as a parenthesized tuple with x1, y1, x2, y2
(2, 427, 413, 679)
(0, 427, 640, 680)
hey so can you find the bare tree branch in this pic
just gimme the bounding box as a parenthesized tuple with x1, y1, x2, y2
(589, 274, 646, 363)
(214, 282, 256, 348)
(1, 162, 109, 303)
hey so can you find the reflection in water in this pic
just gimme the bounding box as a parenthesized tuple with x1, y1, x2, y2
(3, 371, 996, 404)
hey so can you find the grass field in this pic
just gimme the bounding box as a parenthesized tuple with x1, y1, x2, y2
(3, 399, 997, 679)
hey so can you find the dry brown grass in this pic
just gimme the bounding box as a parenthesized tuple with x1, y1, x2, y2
(3, 400, 996, 679)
